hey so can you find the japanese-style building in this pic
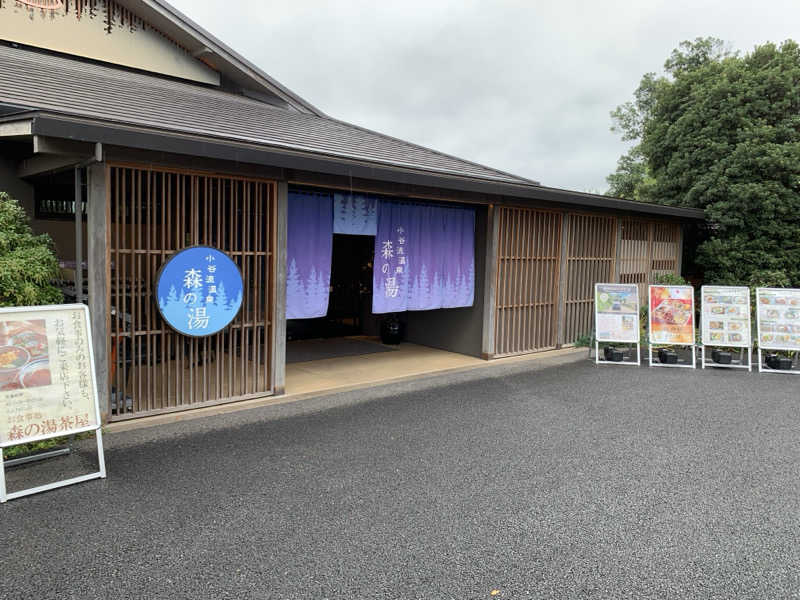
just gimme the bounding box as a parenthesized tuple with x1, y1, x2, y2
(0, 0, 703, 422)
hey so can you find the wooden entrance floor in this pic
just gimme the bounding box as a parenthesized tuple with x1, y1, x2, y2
(105, 343, 585, 433)
(285, 340, 485, 395)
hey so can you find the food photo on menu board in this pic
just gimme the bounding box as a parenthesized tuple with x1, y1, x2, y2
(594, 283, 640, 342)
(0, 319, 52, 392)
(756, 288, 800, 350)
(701, 286, 751, 347)
(649, 285, 694, 345)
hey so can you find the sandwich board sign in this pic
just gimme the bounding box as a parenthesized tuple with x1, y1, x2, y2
(594, 283, 641, 365)
(648, 285, 696, 368)
(700, 285, 752, 370)
(0, 304, 106, 503)
(755, 288, 800, 374)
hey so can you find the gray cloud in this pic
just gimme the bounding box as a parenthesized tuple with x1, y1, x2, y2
(171, 0, 800, 193)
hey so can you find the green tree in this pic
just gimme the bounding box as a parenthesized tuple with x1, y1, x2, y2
(607, 38, 800, 285)
(606, 145, 657, 201)
(0, 192, 63, 306)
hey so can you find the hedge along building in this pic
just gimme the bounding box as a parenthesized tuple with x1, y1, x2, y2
(0, 0, 703, 422)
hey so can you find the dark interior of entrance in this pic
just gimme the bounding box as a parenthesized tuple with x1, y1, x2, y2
(286, 234, 379, 341)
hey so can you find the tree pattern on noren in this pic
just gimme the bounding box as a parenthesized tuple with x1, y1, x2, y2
(286, 192, 333, 320)
(372, 201, 475, 314)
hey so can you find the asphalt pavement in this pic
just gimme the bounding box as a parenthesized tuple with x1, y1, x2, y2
(3, 354, 800, 599)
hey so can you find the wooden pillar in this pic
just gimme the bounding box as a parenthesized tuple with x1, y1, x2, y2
(86, 162, 109, 420)
(271, 180, 288, 394)
(614, 217, 623, 283)
(481, 204, 499, 359)
(676, 224, 684, 277)
(555, 213, 570, 348)
(74, 167, 82, 298)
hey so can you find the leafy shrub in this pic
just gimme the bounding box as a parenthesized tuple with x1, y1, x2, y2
(0, 192, 63, 459)
(651, 272, 688, 286)
(0, 192, 63, 307)
(574, 332, 595, 348)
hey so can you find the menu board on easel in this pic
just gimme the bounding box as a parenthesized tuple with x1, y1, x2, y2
(756, 288, 800, 351)
(701, 286, 751, 347)
(648, 285, 695, 345)
(594, 284, 640, 343)
(0, 304, 106, 503)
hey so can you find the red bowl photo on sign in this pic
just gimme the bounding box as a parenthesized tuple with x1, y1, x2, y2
(0, 345, 29, 371)
(19, 359, 52, 390)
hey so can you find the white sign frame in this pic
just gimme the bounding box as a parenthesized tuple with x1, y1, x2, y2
(647, 284, 696, 369)
(700, 285, 752, 371)
(593, 283, 641, 366)
(755, 288, 800, 375)
(0, 304, 106, 503)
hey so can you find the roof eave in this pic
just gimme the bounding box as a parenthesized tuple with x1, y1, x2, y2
(23, 113, 704, 221)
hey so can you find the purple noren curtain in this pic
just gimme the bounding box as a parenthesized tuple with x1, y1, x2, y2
(333, 193, 377, 235)
(286, 191, 333, 319)
(373, 201, 475, 313)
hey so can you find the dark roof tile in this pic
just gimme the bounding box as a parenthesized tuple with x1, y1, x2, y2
(0, 45, 534, 185)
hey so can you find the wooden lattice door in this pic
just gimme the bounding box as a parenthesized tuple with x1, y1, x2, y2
(108, 165, 277, 420)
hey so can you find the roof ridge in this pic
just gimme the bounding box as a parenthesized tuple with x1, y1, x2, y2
(120, 0, 326, 116)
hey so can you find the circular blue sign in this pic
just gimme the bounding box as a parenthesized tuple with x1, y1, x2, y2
(156, 246, 243, 337)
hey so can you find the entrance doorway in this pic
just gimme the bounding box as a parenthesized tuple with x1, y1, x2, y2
(328, 234, 378, 337)
(286, 234, 386, 363)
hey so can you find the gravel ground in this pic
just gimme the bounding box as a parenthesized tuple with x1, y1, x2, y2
(2, 354, 800, 599)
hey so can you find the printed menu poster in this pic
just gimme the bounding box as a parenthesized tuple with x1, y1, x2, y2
(594, 283, 640, 343)
(701, 286, 751, 347)
(756, 288, 800, 351)
(649, 285, 695, 345)
(0, 305, 98, 447)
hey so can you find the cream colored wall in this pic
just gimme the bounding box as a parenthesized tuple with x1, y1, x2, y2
(0, 2, 219, 86)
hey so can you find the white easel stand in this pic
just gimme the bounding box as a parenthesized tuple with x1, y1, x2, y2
(757, 348, 800, 375)
(648, 344, 697, 368)
(701, 346, 752, 371)
(1, 428, 106, 503)
(595, 341, 641, 366)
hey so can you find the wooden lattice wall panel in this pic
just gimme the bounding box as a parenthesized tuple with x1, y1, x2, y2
(619, 218, 681, 300)
(651, 221, 681, 276)
(108, 165, 277, 420)
(494, 207, 562, 356)
(562, 214, 618, 344)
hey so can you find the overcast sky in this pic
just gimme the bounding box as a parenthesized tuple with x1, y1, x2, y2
(171, 0, 799, 193)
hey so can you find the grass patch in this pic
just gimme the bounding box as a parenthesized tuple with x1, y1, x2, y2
(3, 432, 93, 460)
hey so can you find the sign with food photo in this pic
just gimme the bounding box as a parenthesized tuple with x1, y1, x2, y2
(701, 286, 751, 347)
(648, 285, 695, 345)
(756, 288, 800, 351)
(594, 283, 640, 343)
(0, 305, 98, 447)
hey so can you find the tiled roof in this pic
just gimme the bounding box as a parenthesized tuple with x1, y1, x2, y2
(0, 45, 535, 185)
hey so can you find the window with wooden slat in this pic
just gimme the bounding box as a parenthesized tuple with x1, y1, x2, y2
(493, 207, 562, 356)
(562, 214, 618, 344)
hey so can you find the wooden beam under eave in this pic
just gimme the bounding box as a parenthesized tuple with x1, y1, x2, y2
(0, 119, 32, 138)
(33, 135, 99, 157)
(18, 154, 84, 178)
